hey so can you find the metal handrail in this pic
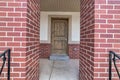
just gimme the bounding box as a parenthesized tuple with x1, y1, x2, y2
(0, 49, 11, 80)
(109, 51, 120, 80)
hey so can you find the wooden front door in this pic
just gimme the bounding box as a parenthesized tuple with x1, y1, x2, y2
(51, 18, 68, 55)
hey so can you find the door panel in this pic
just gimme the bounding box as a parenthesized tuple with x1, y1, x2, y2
(51, 18, 68, 55)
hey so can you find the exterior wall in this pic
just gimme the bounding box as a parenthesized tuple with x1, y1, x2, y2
(40, 44, 79, 59)
(80, 0, 120, 80)
(40, 11, 80, 58)
(0, 0, 40, 80)
(80, 0, 95, 80)
(26, 0, 40, 80)
(40, 43, 51, 58)
(94, 0, 120, 80)
(0, 0, 28, 80)
(68, 44, 79, 59)
(40, 11, 80, 43)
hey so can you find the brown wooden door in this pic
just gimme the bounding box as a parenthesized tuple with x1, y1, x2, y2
(51, 18, 68, 55)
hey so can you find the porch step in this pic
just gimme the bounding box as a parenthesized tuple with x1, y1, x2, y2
(49, 54, 69, 61)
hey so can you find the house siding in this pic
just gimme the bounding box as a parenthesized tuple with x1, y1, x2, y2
(0, 0, 40, 80)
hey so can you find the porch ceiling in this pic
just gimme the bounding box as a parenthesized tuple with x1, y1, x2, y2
(40, 0, 80, 12)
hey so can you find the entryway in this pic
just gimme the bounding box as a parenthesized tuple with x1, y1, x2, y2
(40, 0, 80, 59)
(50, 18, 69, 60)
(39, 59, 79, 80)
(39, 0, 80, 80)
(51, 18, 68, 55)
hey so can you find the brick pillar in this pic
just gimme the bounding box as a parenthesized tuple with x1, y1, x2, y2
(0, 0, 40, 80)
(94, 0, 120, 80)
(80, 0, 95, 80)
(26, 0, 40, 80)
(80, 0, 120, 80)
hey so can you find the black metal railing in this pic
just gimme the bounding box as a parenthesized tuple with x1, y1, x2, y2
(0, 49, 11, 80)
(109, 51, 120, 80)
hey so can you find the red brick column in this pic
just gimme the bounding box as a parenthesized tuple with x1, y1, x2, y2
(80, 0, 95, 80)
(0, 0, 40, 80)
(94, 0, 120, 80)
(80, 0, 120, 80)
(0, 0, 27, 80)
(26, 0, 40, 80)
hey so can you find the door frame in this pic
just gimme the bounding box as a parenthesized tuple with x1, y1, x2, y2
(50, 17, 69, 55)
(48, 15, 72, 44)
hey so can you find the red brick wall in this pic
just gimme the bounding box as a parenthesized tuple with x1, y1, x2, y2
(40, 43, 79, 59)
(68, 44, 79, 59)
(80, 0, 120, 80)
(0, 0, 40, 80)
(80, 0, 95, 80)
(40, 43, 51, 58)
(26, 0, 40, 80)
(94, 0, 120, 80)
(0, 0, 27, 80)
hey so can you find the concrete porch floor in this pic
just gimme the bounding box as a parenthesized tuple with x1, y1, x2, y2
(39, 59, 79, 80)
